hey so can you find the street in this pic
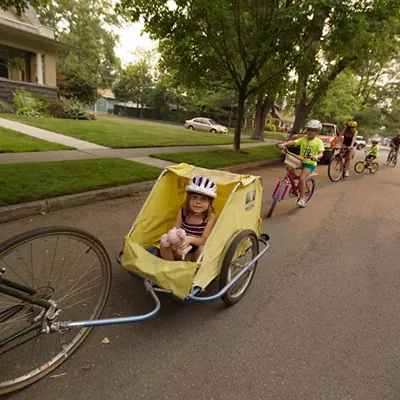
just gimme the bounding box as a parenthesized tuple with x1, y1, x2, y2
(3, 149, 400, 400)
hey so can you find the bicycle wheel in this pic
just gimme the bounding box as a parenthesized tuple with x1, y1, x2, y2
(266, 180, 286, 218)
(0, 227, 111, 395)
(303, 177, 315, 207)
(354, 161, 365, 173)
(369, 162, 379, 174)
(393, 155, 397, 167)
(328, 157, 344, 182)
(219, 230, 259, 306)
(387, 150, 394, 166)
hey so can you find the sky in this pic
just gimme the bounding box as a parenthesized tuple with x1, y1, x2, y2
(113, 20, 158, 66)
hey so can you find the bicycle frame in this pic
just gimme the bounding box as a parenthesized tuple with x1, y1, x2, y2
(271, 167, 301, 201)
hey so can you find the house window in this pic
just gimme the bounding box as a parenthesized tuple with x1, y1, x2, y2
(0, 50, 9, 79)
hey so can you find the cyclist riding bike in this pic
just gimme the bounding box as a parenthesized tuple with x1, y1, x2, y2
(390, 134, 400, 152)
(279, 119, 324, 208)
(339, 120, 358, 177)
(367, 138, 379, 162)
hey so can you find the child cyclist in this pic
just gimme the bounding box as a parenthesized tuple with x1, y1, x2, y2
(160, 176, 217, 261)
(367, 138, 379, 162)
(279, 120, 324, 207)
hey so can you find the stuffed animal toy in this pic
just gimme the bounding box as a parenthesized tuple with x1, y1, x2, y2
(161, 227, 192, 260)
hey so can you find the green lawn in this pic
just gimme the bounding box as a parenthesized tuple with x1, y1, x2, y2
(0, 115, 253, 149)
(0, 126, 72, 152)
(0, 158, 161, 206)
(151, 145, 282, 169)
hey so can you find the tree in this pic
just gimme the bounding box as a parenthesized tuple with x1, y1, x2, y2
(291, 0, 400, 132)
(0, 0, 48, 15)
(113, 59, 153, 117)
(117, 0, 310, 152)
(310, 71, 362, 128)
(37, 0, 122, 100)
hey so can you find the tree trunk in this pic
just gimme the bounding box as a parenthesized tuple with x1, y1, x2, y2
(234, 93, 246, 153)
(251, 93, 275, 140)
(292, 102, 311, 133)
(140, 106, 143, 118)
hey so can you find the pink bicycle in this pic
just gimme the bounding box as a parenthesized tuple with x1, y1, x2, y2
(266, 148, 316, 218)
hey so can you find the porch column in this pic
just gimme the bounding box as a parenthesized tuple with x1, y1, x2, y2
(36, 52, 43, 84)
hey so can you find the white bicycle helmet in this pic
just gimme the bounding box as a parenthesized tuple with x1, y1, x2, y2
(305, 119, 322, 131)
(186, 176, 217, 199)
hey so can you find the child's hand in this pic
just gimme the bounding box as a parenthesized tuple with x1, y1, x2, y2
(178, 236, 192, 250)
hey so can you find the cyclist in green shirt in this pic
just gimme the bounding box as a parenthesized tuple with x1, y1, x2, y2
(279, 120, 324, 207)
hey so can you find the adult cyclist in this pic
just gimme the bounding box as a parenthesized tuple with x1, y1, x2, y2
(339, 120, 358, 177)
(390, 134, 400, 153)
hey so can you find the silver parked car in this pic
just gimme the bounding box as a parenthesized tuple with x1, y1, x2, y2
(184, 117, 228, 134)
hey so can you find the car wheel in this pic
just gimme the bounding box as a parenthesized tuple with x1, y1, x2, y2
(188, 126, 194, 130)
(210, 129, 217, 133)
(357, 144, 362, 150)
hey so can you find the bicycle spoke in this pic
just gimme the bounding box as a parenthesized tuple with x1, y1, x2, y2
(47, 237, 60, 288)
(58, 276, 102, 305)
(0, 227, 111, 394)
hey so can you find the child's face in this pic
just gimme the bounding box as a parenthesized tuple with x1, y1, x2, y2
(189, 194, 211, 214)
(306, 128, 318, 140)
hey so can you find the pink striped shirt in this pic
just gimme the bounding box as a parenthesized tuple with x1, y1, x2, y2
(181, 209, 207, 238)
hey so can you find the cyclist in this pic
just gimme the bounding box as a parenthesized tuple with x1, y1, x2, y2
(390, 134, 400, 152)
(367, 138, 379, 163)
(279, 119, 324, 207)
(339, 120, 358, 177)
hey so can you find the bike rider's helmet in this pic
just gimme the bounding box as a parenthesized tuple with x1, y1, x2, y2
(371, 138, 379, 144)
(304, 119, 322, 131)
(186, 176, 217, 199)
(346, 120, 358, 128)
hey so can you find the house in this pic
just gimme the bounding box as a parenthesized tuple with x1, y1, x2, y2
(267, 105, 294, 130)
(0, 6, 71, 103)
(90, 89, 120, 113)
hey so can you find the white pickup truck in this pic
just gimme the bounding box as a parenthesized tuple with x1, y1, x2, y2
(355, 135, 367, 150)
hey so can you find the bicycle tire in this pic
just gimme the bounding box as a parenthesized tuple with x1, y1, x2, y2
(369, 162, 379, 174)
(0, 227, 112, 395)
(393, 156, 397, 167)
(354, 161, 365, 173)
(303, 177, 315, 207)
(219, 230, 258, 306)
(266, 180, 286, 218)
(387, 149, 394, 165)
(328, 157, 344, 182)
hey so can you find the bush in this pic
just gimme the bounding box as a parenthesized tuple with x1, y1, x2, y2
(13, 88, 44, 117)
(88, 111, 97, 120)
(61, 98, 90, 120)
(31, 93, 49, 114)
(48, 99, 66, 118)
(265, 123, 276, 132)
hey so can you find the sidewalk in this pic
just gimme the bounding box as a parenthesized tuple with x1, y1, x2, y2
(0, 118, 108, 150)
(0, 140, 280, 165)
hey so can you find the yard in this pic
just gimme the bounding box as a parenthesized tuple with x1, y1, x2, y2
(151, 145, 282, 169)
(0, 126, 72, 152)
(0, 158, 161, 206)
(0, 115, 253, 149)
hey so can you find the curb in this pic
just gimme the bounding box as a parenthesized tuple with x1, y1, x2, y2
(0, 157, 284, 224)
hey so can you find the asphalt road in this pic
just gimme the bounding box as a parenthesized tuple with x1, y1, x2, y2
(3, 149, 400, 400)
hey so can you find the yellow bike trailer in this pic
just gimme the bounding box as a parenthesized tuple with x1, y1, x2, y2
(117, 163, 270, 311)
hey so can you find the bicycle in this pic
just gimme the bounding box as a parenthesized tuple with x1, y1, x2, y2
(266, 148, 316, 218)
(0, 227, 112, 394)
(354, 151, 379, 174)
(387, 145, 398, 167)
(328, 144, 353, 182)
